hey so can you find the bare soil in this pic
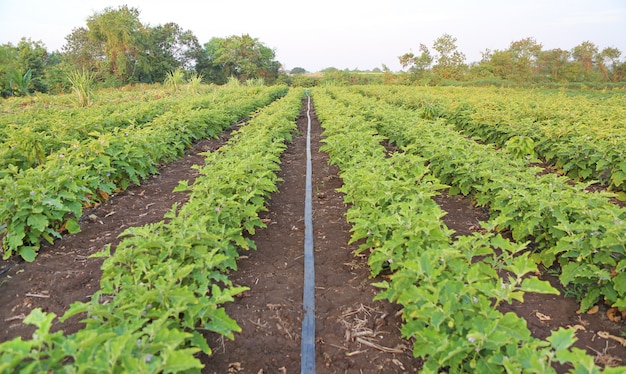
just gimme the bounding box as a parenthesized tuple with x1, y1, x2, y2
(1, 99, 625, 372)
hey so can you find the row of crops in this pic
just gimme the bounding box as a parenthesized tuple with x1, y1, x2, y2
(349, 86, 626, 312)
(356, 85, 626, 193)
(313, 86, 626, 372)
(1, 84, 625, 372)
(0, 85, 287, 261)
(0, 87, 304, 371)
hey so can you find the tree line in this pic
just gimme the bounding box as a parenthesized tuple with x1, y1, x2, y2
(2, 6, 625, 96)
(0, 6, 281, 96)
(400, 34, 625, 85)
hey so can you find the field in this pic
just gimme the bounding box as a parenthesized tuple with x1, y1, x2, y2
(1, 84, 625, 372)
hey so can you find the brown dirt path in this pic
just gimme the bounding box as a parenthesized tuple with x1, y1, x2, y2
(201, 100, 421, 373)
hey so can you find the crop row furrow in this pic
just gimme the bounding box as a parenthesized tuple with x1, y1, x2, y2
(313, 87, 613, 372)
(332, 86, 626, 313)
(358, 85, 626, 192)
(0, 88, 304, 373)
(0, 86, 289, 261)
(0, 86, 277, 172)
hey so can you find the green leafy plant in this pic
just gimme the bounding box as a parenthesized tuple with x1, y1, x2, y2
(8, 69, 32, 96)
(245, 77, 265, 87)
(371, 85, 626, 191)
(504, 135, 537, 161)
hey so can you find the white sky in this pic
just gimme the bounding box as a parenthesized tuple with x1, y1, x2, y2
(1, 0, 625, 72)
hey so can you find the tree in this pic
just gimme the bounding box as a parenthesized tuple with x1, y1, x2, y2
(15, 38, 50, 92)
(290, 67, 307, 75)
(63, 27, 105, 72)
(139, 22, 202, 83)
(198, 34, 281, 84)
(572, 41, 599, 79)
(44, 51, 71, 94)
(0, 43, 19, 96)
(399, 43, 433, 74)
(63, 6, 203, 85)
(536, 48, 570, 82)
(508, 37, 542, 82)
(431, 34, 466, 80)
(597, 47, 622, 82)
(488, 50, 515, 80)
(614, 60, 626, 83)
(85, 5, 146, 83)
(0, 39, 54, 96)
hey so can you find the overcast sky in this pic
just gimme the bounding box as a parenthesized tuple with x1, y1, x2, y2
(1, 0, 625, 72)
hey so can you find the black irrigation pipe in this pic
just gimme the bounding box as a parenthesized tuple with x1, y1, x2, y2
(301, 93, 316, 373)
(0, 259, 21, 277)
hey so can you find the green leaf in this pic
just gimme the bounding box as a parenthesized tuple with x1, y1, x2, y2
(89, 245, 111, 259)
(23, 308, 56, 336)
(560, 262, 580, 285)
(26, 213, 48, 232)
(60, 301, 90, 322)
(519, 277, 560, 295)
(613, 272, 626, 296)
(5, 227, 25, 253)
(189, 331, 211, 355)
(203, 307, 241, 340)
(19, 246, 37, 262)
(506, 253, 538, 278)
(554, 347, 597, 369)
(163, 348, 203, 372)
(0, 336, 32, 357)
(65, 218, 81, 234)
(611, 170, 626, 187)
(547, 328, 577, 351)
(173, 180, 191, 192)
(580, 287, 601, 312)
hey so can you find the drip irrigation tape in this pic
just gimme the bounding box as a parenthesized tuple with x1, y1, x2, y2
(0, 263, 15, 276)
(301, 93, 316, 373)
(0, 259, 21, 276)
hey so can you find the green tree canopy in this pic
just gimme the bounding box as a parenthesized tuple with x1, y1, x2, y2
(63, 26, 104, 72)
(198, 34, 281, 84)
(86, 5, 145, 82)
(432, 34, 466, 80)
(400, 34, 465, 81)
(0, 38, 54, 96)
(399, 43, 433, 74)
(138, 22, 202, 83)
(63, 6, 202, 85)
(290, 67, 307, 75)
(572, 41, 598, 77)
(508, 37, 542, 81)
(536, 48, 570, 82)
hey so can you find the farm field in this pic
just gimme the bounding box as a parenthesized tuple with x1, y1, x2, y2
(1, 85, 625, 372)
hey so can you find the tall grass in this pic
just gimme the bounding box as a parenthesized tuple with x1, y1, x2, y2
(245, 77, 265, 87)
(67, 69, 95, 107)
(226, 76, 242, 87)
(187, 73, 204, 93)
(165, 68, 185, 91)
